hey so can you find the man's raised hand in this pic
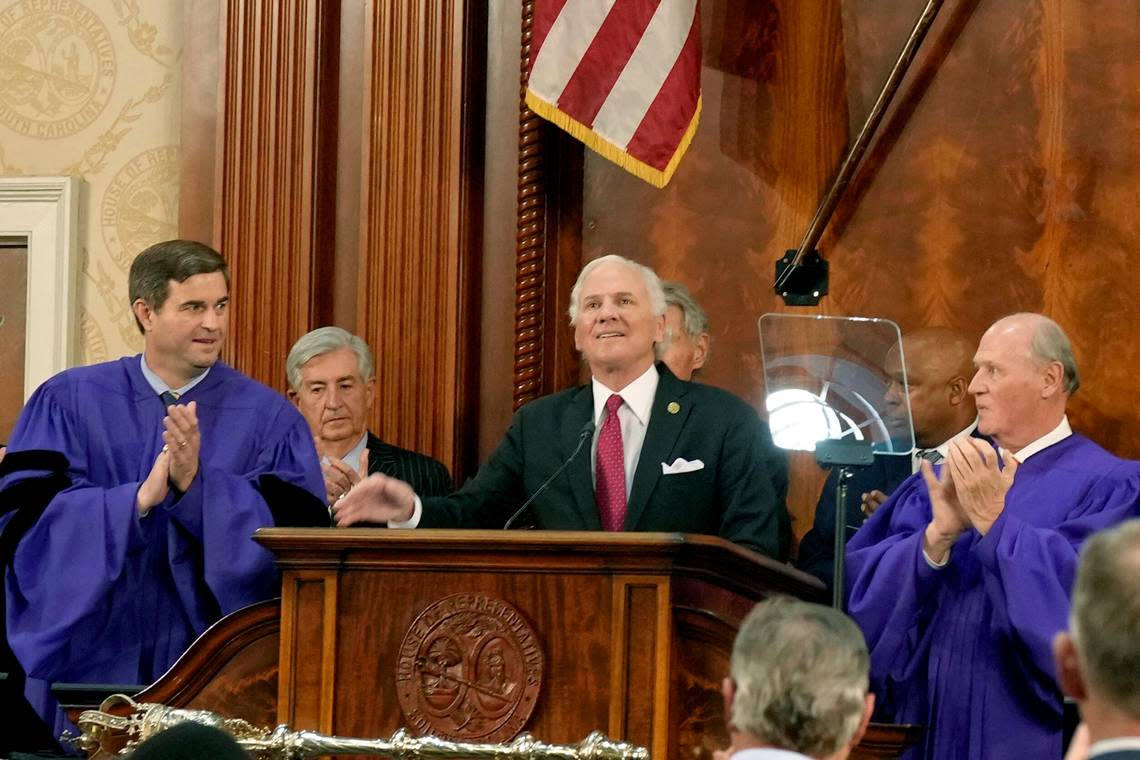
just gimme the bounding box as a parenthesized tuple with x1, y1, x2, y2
(331, 472, 415, 527)
(163, 400, 201, 492)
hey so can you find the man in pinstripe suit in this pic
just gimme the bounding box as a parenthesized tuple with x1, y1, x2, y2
(287, 327, 452, 509)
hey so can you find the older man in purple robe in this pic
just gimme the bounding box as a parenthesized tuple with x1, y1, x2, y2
(0, 240, 324, 741)
(846, 313, 1140, 760)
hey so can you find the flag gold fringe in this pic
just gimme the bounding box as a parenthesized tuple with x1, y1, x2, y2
(525, 90, 701, 189)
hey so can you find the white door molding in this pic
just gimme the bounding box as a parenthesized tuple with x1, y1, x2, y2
(0, 176, 83, 401)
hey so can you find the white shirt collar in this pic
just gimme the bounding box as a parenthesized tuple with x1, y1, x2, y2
(591, 364, 659, 427)
(1090, 737, 1140, 756)
(729, 749, 811, 759)
(1008, 415, 1072, 463)
(140, 354, 211, 397)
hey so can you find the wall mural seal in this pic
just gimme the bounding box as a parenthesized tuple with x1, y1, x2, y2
(0, 0, 116, 139)
(100, 144, 179, 270)
(396, 593, 544, 743)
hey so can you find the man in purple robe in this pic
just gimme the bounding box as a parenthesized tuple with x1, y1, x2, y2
(846, 313, 1140, 760)
(0, 240, 325, 739)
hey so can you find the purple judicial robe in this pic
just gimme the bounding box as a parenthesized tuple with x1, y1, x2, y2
(1, 357, 323, 727)
(846, 434, 1140, 760)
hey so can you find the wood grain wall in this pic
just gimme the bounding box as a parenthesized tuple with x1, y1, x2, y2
(505, 0, 1140, 540)
(178, 0, 1139, 517)
(180, 0, 485, 478)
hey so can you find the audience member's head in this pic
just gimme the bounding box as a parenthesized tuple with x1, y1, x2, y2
(126, 722, 249, 760)
(883, 327, 977, 449)
(286, 326, 375, 459)
(724, 597, 874, 759)
(568, 254, 666, 390)
(969, 312, 1076, 451)
(658, 281, 710, 381)
(1053, 519, 1140, 743)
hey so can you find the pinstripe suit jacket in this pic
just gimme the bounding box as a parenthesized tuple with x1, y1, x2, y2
(365, 432, 453, 498)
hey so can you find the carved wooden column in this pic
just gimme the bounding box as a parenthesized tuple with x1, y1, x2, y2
(213, 1, 339, 387)
(513, 2, 584, 411)
(356, 0, 484, 474)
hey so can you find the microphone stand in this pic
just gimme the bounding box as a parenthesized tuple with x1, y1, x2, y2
(814, 439, 873, 610)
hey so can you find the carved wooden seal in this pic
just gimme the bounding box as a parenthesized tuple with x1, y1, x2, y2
(396, 593, 544, 742)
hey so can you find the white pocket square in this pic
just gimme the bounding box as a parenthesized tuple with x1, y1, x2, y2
(661, 457, 705, 475)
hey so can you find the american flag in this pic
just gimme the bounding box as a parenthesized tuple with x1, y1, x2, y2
(525, 0, 702, 188)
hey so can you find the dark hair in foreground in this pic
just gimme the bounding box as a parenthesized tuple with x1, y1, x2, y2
(125, 721, 249, 759)
(129, 240, 229, 333)
(730, 596, 869, 756)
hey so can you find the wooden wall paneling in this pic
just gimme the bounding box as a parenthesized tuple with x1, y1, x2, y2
(357, 0, 484, 477)
(513, 2, 585, 410)
(213, 1, 340, 388)
(179, 0, 221, 244)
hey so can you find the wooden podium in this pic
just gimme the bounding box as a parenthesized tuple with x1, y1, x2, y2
(132, 529, 918, 758)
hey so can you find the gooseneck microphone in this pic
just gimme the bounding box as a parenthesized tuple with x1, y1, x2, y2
(503, 418, 596, 529)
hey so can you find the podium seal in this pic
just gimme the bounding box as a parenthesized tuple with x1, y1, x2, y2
(396, 593, 544, 742)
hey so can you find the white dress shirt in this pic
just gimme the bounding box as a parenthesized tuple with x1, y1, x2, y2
(391, 364, 662, 529)
(589, 364, 659, 499)
(1007, 415, 1072, 463)
(1090, 737, 1140, 757)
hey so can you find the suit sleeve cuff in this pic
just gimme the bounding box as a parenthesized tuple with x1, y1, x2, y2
(388, 494, 422, 529)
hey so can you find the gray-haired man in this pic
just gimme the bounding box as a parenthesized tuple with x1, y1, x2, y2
(286, 327, 452, 509)
(659, 280, 710, 381)
(719, 597, 874, 759)
(1054, 519, 1140, 760)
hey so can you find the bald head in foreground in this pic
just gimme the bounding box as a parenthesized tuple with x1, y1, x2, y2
(798, 326, 981, 589)
(719, 597, 873, 760)
(846, 313, 1140, 760)
(1054, 519, 1140, 760)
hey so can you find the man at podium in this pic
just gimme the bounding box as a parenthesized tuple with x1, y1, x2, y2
(334, 254, 789, 559)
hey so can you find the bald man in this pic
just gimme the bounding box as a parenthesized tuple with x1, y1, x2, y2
(798, 327, 981, 590)
(846, 313, 1140, 760)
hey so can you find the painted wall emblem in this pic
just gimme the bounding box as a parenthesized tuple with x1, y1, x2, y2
(100, 145, 179, 270)
(0, 0, 116, 139)
(396, 593, 544, 742)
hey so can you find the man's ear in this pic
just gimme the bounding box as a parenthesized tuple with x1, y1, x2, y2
(841, 693, 876, 757)
(692, 333, 710, 372)
(132, 299, 155, 332)
(286, 388, 299, 406)
(1041, 360, 1065, 399)
(947, 376, 968, 406)
(721, 677, 736, 731)
(364, 376, 376, 411)
(1053, 632, 1088, 701)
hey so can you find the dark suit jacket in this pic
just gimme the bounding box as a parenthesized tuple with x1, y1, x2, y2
(366, 432, 452, 498)
(796, 455, 911, 590)
(796, 428, 992, 589)
(1092, 751, 1140, 760)
(420, 364, 789, 559)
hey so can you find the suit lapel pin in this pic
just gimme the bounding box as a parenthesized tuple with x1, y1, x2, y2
(667, 401, 680, 414)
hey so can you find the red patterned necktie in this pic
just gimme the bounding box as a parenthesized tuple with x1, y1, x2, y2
(595, 394, 627, 532)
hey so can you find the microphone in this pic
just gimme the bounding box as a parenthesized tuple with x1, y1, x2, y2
(503, 418, 595, 529)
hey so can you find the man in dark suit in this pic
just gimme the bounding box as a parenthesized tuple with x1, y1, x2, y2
(333, 255, 789, 559)
(286, 327, 452, 507)
(797, 327, 979, 588)
(1054, 519, 1140, 760)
